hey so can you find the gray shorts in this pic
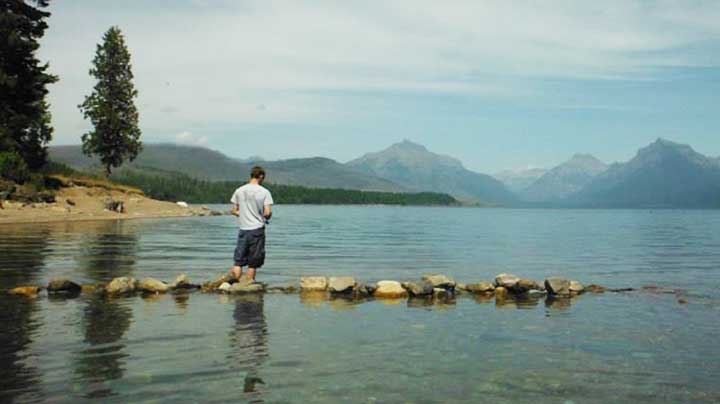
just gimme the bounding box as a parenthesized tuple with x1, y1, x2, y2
(233, 227, 266, 268)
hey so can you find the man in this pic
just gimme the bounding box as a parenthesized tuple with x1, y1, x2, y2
(230, 166, 273, 282)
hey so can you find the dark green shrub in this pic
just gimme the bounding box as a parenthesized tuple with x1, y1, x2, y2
(0, 151, 30, 184)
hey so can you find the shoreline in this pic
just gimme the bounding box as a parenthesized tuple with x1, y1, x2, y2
(0, 184, 224, 225)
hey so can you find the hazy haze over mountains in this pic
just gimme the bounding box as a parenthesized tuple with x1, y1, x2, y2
(567, 139, 720, 208)
(347, 140, 516, 204)
(50, 138, 720, 208)
(493, 168, 547, 193)
(520, 154, 608, 202)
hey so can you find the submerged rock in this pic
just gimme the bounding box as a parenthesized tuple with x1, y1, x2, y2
(300, 276, 328, 292)
(494, 273, 520, 288)
(9, 286, 40, 297)
(465, 282, 495, 294)
(374, 281, 407, 298)
(81, 283, 105, 294)
(403, 280, 434, 296)
(106, 277, 137, 296)
(352, 283, 373, 298)
(585, 284, 606, 293)
(267, 285, 298, 293)
(569, 281, 585, 294)
(47, 278, 81, 294)
(138, 278, 169, 293)
(432, 287, 452, 298)
(544, 277, 570, 296)
(421, 274, 456, 289)
(494, 286, 508, 298)
(328, 277, 356, 293)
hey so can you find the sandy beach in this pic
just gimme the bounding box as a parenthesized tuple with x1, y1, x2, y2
(0, 184, 220, 224)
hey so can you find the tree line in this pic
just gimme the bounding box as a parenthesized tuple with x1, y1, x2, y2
(112, 169, 458, 206)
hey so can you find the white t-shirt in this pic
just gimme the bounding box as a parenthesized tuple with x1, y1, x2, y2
(230, 183, 274, 230)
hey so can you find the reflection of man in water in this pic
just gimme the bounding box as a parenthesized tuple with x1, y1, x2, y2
(229, 294, 268, 396)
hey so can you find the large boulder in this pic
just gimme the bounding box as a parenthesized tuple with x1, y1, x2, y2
(421, 274, 456, 289)
(403, 280, 434, 296)
(465, 282, 495, 294)
(47, 278, 81, 294)
(328, 277, 356, 293)
(545, 277, 570, 296)
(569, 281, 585, 294)
(9, 286, 40, 297)
(300, 276, 328, 291)
(494, 273, 520, 288)
(106, 277, 137, 296)
(374, 281, 407, 298)
(138, 278, 169, 293)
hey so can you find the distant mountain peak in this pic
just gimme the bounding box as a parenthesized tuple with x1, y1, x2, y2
(391, 139, 428, 152)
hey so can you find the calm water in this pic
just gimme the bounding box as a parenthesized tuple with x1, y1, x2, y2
(1, 206, 719, 403)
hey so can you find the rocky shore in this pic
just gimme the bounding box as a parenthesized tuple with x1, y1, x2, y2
(8, 271, 685, 305)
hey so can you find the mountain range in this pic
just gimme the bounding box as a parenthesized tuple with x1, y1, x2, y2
(49, 138, 720, 208)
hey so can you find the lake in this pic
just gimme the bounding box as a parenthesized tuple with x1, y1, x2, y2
(1, 206, 719, 403)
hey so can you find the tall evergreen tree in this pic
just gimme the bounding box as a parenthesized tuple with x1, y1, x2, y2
(0, 0, 58, 170)
(79, 26, 141, 177)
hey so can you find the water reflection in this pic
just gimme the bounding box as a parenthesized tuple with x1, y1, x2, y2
(0, 227, 49, 403)
(228, 294, 268, 401)
(72, 221, 139, 398)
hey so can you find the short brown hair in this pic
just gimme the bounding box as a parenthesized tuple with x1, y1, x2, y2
(250, 166, 266, 179)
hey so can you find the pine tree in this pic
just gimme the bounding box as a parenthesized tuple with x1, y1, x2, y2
(79, 26, 141, 177)
(0, 0, 58, 170)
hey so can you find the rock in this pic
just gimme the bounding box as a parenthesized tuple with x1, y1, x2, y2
(585, 284, 606, 293)
(527, 289, 547, 297)
(544, 277, 570, 296)
(106, 277, 137, 296)
(569, 281, 585, 294)
(267, 285, 297, 293)
(352, 283, 372, 298)
(202, 273, 234, 292)
(138, 278, 169, 293)
(495, 286, 508, 298)
(9, 286, 40, 296)
(47, 278, 81, 294)
(300, 276, 328, 291)
(176, 201, 189, 208)
(465, 282, 495, 294)
(218, 282, 232, 292)
(512, 278, 540, 293)
(170, 274, 197, 289)
(421, 274, 456, 289)
(494, 273, 520, 288)
(374, 280, 407, 298)
(65, 198, 76, 206)
(81, 283, 105, 294)
(209, 210, 223, 216)
(433, 287, 451, 298)
(228, 282, 264, 293)
(455, 283, 467, 291)
(403, 280, 434, 296)
(328, 277, 356, 293)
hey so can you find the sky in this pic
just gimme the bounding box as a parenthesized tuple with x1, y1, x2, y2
(38, 0, 720, 174)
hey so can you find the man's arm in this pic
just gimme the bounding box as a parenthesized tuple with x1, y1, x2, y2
(231, 203, 239, 216)
(263, 204, 272, 220)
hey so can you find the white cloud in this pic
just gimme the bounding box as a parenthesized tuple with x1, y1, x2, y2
(175, 131, 207, 146)
(38, 0, 720, 144)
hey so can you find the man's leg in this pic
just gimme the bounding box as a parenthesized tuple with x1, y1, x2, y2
(232, 230, 249, 280)
(245, 228, 266, 282)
